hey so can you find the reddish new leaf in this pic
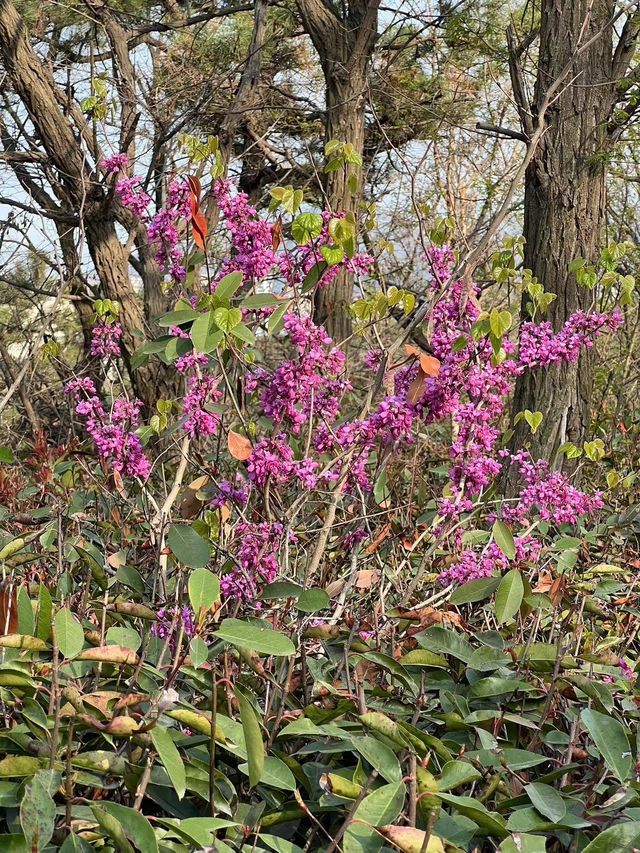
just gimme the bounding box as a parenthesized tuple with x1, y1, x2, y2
(188, 176, 207, 251)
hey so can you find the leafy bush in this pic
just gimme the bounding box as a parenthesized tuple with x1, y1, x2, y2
(0, 151, 638, 853)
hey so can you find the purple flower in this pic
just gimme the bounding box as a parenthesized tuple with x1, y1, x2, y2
(116, 177, 151, 217)
(101, 153, 129, 175)
(91, 321, 122, 358)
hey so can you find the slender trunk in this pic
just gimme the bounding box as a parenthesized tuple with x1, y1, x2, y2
(510, 0, 615, 462)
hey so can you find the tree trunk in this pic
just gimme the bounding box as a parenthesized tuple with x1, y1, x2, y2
(510, 0, 615, 462)
(313, 68, 367, 344)
(297, 0, 379, 344)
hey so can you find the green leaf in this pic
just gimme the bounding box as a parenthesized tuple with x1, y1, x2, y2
(296, 588, 329, 612)
(352, 736, 402, 783)
(59, 833, 94, 853)
(416, 626, 474, 663)
(320, 245, 344, 266)
(259, 835, 305, 853)
(157, 308, 199, 327)
(437, 793, 508, 837)
(399, 649, 449, 668)
(268, 301, 290, 334)
(494, 570, 524, 624)
(54, 607, 84, 659)
(449, 577, 500, 605)
(231, 323, 256, 345)
(0, 756, 44, 777)
(167, 525, 211, 569)
(357, 781, 405, 826)
(214, 618, 295, 656)
(188, 568, 220, 612)
(91, 807, 135, 853)
(437, 760, 482, 791)
(0, 448, 16, 464)
(98, 803, 158, 853)
(581, 822, 640, 853)
(0, 838, 28, 853)
(499, 834, 547, 853)
(235, 686, 264, 789)
(523, 410, 543, 434)
(190, 311, 220, 353)
(291, 212, 323, 244)
(105, 627, 141, 651)
(524, 782, 566, 823)
(581, 708, 632, 782)
(151, 726, 186, 800)
(20, 771, 56, 852)
(156, 818, 239, 849)
(492, 520, 516, 560)
(301, 262, 328, 293)
(343, 783, 406, 853)
(241, 293, 281, 309)
(238, 755, 296, 790)
(213, 306, 242, 332)
(261, 581, 303, 600)
(215, 271, 244, 301)
(189, 635, 209, 668)
(489, 308, 512, 338)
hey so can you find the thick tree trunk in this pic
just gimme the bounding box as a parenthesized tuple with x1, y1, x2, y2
(313, 69, 367, 344)
(297, 0, 379, 344)
(510, 0, 615, 462)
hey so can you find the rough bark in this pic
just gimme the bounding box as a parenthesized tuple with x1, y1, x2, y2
(297, 0, 379, 344)
(510, 0, 618, 461)
(0, 0, 175, 410)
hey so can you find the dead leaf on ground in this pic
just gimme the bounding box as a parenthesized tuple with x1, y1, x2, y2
(354, 569, 381, 590)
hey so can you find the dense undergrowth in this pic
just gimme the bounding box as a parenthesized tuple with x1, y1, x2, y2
(0, 149, 639, 853)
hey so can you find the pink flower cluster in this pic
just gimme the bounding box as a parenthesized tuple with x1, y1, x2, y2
(90, 321, 122, 359)
(246, 313, 349, 433)
(438, 537, 542, 587)
(176, 353, 222, 438)
(115, 177, 151, 218)
(101, 153, 129, 175)
(247, 435, 319, 490)
(505, 453, 603, 524)
(151, 606, 197, 652)
(65, 378, 151, 479)
(146, 179, 191, 283)
(214, 180, 279, 281)
(519, 310, 624, 368)
(221, 521, 285, 600)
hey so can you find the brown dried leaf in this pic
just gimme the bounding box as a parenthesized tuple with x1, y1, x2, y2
(354, 569, 381, 590)
(228, 430, 252, 461)
(180, 475, 210, 519)
(366, 522, 392, 554)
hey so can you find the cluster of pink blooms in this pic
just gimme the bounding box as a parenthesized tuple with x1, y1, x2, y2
(115, 177, 151, 218)
(146, 179, 191, 283)
(438, 538, 542, 586)
(283, 210, 374, 288)
(214, 181, 373, 289)
(503, 453, 603, 524)
(214, 180, 279, 281)
(246, 435, 319, 491)
(210, 476, 249, 508)
(100, 153, 129, 175)
(519, 310, 624, 368)
(221, 521, 286, 599)
(90, 321, 122, 358)
(245, 313, 349, 433)
(65, 378, 151, 479)
(151, 605, 197, 651)
(175, 353, 222, 438)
